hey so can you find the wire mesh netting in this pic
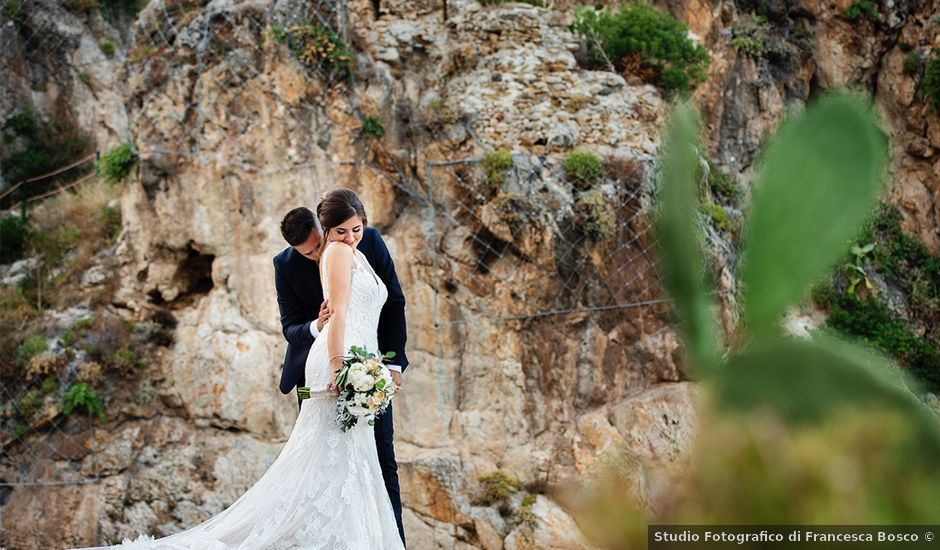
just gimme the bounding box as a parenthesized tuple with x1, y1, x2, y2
(1, 0, 670, 489)
(418, 154, 665, 323)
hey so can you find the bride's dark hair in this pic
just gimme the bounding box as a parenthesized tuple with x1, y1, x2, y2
(316, 188, 368, 255)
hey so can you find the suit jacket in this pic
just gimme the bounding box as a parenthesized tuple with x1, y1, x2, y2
(273, 227, 408, 395)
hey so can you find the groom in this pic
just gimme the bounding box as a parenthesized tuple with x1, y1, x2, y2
(273, 206, 408, 545)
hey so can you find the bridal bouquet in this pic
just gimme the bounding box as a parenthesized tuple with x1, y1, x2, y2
(332, 346, 398, 432)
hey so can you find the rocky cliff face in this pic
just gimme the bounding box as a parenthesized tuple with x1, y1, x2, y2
(2, 0, 940, 548)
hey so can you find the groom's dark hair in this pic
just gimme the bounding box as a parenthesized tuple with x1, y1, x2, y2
(280, 207, 318, 246)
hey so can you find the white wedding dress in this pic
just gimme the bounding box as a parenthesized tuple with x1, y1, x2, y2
(78, 246, 404, 550)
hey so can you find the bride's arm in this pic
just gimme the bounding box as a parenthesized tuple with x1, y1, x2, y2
(323, 244, 354, 391)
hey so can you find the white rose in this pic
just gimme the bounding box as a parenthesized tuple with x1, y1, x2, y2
(353, 374, 376, 392)
(349, 362, 367, 377)
(346, 363, 368, 386)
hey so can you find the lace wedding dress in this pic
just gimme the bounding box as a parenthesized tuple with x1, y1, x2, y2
(78, 245, 404, 550)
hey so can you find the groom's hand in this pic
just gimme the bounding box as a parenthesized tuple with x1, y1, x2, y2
(390, 371, 402, 389)
(316, 299, 331, 332)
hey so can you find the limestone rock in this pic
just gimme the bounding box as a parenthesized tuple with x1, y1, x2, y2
(503, 495, 595, 550)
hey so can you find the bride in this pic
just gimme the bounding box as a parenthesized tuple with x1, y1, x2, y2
(76, 190, 405, 549)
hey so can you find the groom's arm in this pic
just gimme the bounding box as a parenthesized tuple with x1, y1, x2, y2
(371, 231, 409, 372)
(273, 259, 315, 348)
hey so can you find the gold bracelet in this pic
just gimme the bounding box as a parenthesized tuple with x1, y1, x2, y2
(330, 355, 344, 362)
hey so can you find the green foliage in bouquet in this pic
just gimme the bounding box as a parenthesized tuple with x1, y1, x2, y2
(301, 346, 398, 432)
(336, 346, 396, 432)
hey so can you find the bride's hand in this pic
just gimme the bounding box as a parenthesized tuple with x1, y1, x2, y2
(327, 359, 342, 395)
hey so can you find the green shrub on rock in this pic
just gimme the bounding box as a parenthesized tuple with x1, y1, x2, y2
(482, 149, 513, 190)
(920, 56, 940, 113)
(571, 2, 709, 95)
(563, 150, 603, 190)
(903, 52, 921, 77)
(61, 382, 105, 420)
(699, 202, 731, 231)
(96, 142, 136, 185)
(844, 1, 878, 22)
(99, 38, 117, 57)
(359, 116, 385, 138)
(15, 335, 47, 367)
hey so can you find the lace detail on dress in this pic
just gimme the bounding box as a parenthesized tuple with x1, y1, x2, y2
(72, 244, 401, 550)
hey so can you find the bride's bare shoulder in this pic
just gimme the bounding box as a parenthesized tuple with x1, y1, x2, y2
(322, 242, 354, 264)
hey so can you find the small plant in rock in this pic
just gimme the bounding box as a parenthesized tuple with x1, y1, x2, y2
(843, 242, 875, 298)
(730, 12, 800, 67)
(18, 388, 44, 417)
(704, 161, 741, 201)
(575, 188, 618, 241)
(96, 142, 137, 185)
(699, 202, 731, 232)
(61, 382, 105, 420)
(126, 43, 157, 64)
(730, 13, 769, 57)
(269, 23, 353, 75)
(112, 345, 145, 370)
(99, 38, 117, 57)
(920, 56, 940, 113)
(73, 316, 95, 331)
(844, 1, 879, 22)
(359, 116, 385, 139)
(100, 204, 122, 244)
(563, 150, 603, 191)
(14, 422, 28, 439)
(903, 52, 921, 77)
(15, 335, 47, 367)
(482, 149, 513, 191)
(425, 99, 459, 125)
(516, 493, 539, 527)
(479, 471, 520, 514)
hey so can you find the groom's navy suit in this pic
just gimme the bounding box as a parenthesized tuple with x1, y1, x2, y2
(273, 227, 408, 545)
